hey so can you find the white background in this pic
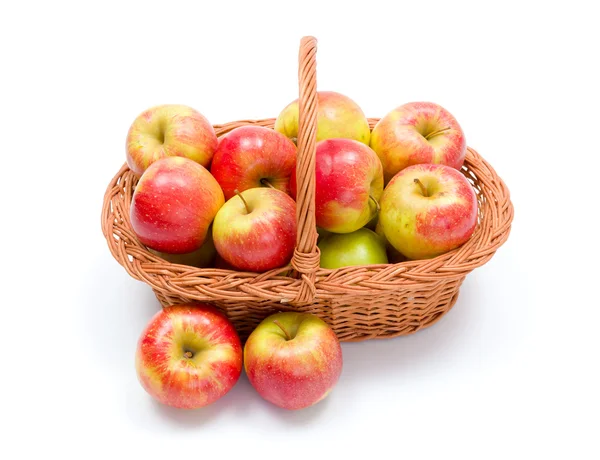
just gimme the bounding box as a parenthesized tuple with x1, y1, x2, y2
(2, 1, 599, 458)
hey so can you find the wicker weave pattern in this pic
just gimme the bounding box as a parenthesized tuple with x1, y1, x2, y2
(101, 37, 513, 342)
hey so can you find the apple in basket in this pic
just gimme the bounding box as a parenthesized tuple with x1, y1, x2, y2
(126, 104, 218, 177)
(244, 312, 343, 410)
(275, 91, 371, 145)
(378, 163, 478, 260)
(292, 138, 384, 233)
(318, 227, 388, 269)
(135, 304, 242, 409)
(212, 188, 296, 272)
(130, 157, 224, 254)
(210, 126, 297, 200)
(370, 101, 466, 184)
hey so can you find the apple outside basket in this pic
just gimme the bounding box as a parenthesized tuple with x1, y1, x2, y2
(101, 37, 514, 342)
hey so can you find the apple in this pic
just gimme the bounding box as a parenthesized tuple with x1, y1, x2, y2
(318, 228, 388, 269)
(378, 163, 478, 260)
(370, 101, 466, 184)
(130, 157, 224, 254)
(210, 126, 297, 200)
(126, 104, 218, 177)
(147, 227, 217, 267)
(274, 91, 371, 145)
(212, 188, 296, 272)
(291, 138, 383, 233)
(135, 303, 242, 409)
(244, 312, 343, 410)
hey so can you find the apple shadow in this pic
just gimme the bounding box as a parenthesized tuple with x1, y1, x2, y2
(254, 385, 334, 425)
(123, 367, 262, 432)
(152, 374, 258, 428)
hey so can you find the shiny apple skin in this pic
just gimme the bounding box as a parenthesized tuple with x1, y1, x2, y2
(130, 157, 224, 254)
(244, 312, 343, 410)
(210, 126, 297, 200)
(135, 304, 242, 409)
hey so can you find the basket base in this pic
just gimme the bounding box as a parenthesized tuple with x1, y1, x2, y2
(152, 277, 464, 342)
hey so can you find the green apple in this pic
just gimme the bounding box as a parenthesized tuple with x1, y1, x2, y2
(318, 228, 388, 269)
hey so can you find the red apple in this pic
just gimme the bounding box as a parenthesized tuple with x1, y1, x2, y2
(370, 102, 466, 183)
(210, 126, 297, 200)
(291, 139, 383, 233)
(378, 163, 478, 260)
(126, 104, 218, 177)
(130, 157, 224, 254)
(212, 188, 296, 272)
(275, 91, 371, 145)
(135, 304, 242, 409)
(244, 312, 343, 410)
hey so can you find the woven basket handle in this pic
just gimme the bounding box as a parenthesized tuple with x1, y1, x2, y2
(290, 36, 320, 303)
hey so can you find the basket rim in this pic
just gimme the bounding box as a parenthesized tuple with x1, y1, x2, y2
(101, 117, 514, 304)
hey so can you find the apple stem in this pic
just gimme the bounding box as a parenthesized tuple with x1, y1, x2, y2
(234, 189, 251, 214)
(184, 351, 193, 359)
(424, 126, 451, 140)
(414, 178, 428, 197)
(273, 319, 292, 341)
(369, 195, 380, 213)
(260, 178, 276, 189)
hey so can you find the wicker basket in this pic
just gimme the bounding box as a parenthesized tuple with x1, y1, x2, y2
(101, 36, 513, 342)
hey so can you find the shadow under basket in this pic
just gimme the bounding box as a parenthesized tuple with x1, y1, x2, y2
(101, 37, 514, 342)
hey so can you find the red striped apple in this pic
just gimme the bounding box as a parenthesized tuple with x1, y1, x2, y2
(210, 126, 296, 200)
(275, 91, 371, 145)
(130, 157, 224, 254)
(212, 188, 296, 272)
(370, 102, 466, 184)
(126, 104, 218, 176)
(291, 138, 383, 233)
(379, 163, 478, 260)
(135, 304, 242, 409)
(244, 312, 343, 410)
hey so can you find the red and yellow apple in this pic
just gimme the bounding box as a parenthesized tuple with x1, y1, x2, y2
(135, 304, 242, 409)
(126, 104, 218, 176)
(210, 126, 297, 200)
(318, 228, 388, 269)
(370, 102, 466, 184)
(291, 138, 383, 233)
(275, 91, 371, 145)
(212, 188, 296, 272)
(130, 157, 224, 254)
(378, 163, 478, 260)
(244, 312, 343, 410)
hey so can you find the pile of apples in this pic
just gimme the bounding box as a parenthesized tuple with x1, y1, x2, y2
(136, 304, 342, 410)
(125, 92, 479, 410)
